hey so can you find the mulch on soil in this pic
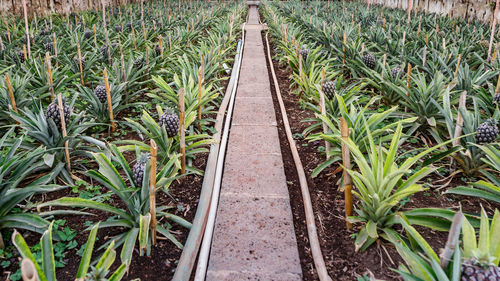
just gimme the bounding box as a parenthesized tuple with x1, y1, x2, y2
(262, 32, 493, 281)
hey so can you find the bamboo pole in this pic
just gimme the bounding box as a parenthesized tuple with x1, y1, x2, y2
(381, 54, 387, 80)
(52, 33, 58, 66)
(488, 0, 500, 61)
(22, 0, 31, 60)
(103, 68, 116, 132)
(340, 117, 352, 229)
(57, 93, 71, 173)
(298, 53, 304, 100)
(149, 139, 158, 245)
(5, 73, 17, 113)
(319, 69, 330, 160)
(179, 88, 186, 174)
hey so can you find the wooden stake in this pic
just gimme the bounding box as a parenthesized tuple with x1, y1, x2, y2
(298, 54, 303, 100)
(159, 36, 164, 58)
(495, 74, 500, 93)
(103, 68, 116, 132)
(453, 91, 467, 147)
(179, 88, 186, 174)
(45, 52, 55, 100)
(381, 54, 387, 80)
(343, 32, 346, 65)
(197, 56, 204, 132)
(20, 258, 38, 281)
(340, 117, 352, 229)
(77, 42, 84, 86)
(149, 139, 158, 245)
(488, 0, 500, 61)
(132, 26, 137, 50)
(93, 24, 98, 49)
(5, 73, 17, 113)
(101, 0, 111, 65)
(57, 93, 71, 173)
(319, 69, 330, 160)
(22, 0, 31, 59)
(52, 33, 58, 65)
(454, 54, 462, 79)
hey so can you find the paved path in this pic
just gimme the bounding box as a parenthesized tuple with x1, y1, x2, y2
(206, 5, 303, 281)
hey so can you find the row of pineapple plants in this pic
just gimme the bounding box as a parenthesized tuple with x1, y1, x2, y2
(261, 0, 500, 280)
(0, 1, 246, 280)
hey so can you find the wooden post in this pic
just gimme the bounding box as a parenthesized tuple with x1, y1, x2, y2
(52, 33, 58, 66)
(298, 53, 303, 100)
(340, 117, 352, 229)
(453, 91, 467, 147)
(179, 88, 186, 174)
(103, 69, 116, 132)
(45, 52, 55, 100)
(5, 73, 17, 113)
(22, 0, 31, 59)
(422, 46, 427, 67)
(159, 36, 164, 59)
(197, 56, 204, 132)
(93, 24, 98, 49)
(454, 54, 462, 79)
(101, 0, 111, 65)
(132, 26, 137, 50)
(488, 0, 500, 61)
(381, 54, 387, 80)
(319, 69, 330, 160)
(496, 75, 500, 94)
(343, 32, 346, 65)
(77, 42, 84, 86)
(149, 139, 158, 245)
(57, 93, 71, 173)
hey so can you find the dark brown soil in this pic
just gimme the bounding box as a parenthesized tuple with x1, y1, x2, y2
(262, 32, 491, 281)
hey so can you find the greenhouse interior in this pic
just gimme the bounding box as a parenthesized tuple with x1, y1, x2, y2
(0, 0, 500, 280)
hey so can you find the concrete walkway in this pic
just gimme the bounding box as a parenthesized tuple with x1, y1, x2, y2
(206, 6, 303, 281)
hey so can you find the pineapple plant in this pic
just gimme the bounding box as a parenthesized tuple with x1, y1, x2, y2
(460, 208, 500, 281)
(133, 153, 150, 186)
(299, 48, 308, 61)
(45, 101, 70, 130)
(321, 81, 336, 99)
(94, 85, 107, 103)
(362, 53, 375, 69)
(159, 110, 180, 138)
(476, 119, 499, 144)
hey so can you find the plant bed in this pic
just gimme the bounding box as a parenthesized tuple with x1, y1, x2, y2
(260, 1, 500, 279)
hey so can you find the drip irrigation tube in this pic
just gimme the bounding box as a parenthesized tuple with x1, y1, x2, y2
(194, 22, 246, 281)
(264, 32, 333, 281)
(171, 27, 245, 281)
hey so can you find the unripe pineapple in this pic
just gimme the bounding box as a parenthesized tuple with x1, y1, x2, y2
(74, 57, 85, 70)
(476, 119, 499, 144)
(126, 22, 133, 31)
(133, 153, 150, 187)
(155, 45, 161, 56)
(494, 93, 500, 105)
(362, 53, 376, 69)
(44, 42, 54, 52)
(299, 48, 308, 61)
(134, 57, 145, 69)
(321, 81, 336, 99)
(45, 101, 70, 130)
(14, 50, 25, 63)
(84, 30, 92, 40)
(94, 85, 107, 103)
(392, 66, 403, 79)
(480, 40, 490, 49)
(114, 24, 122, 32)
(159, 110, 179, 138)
